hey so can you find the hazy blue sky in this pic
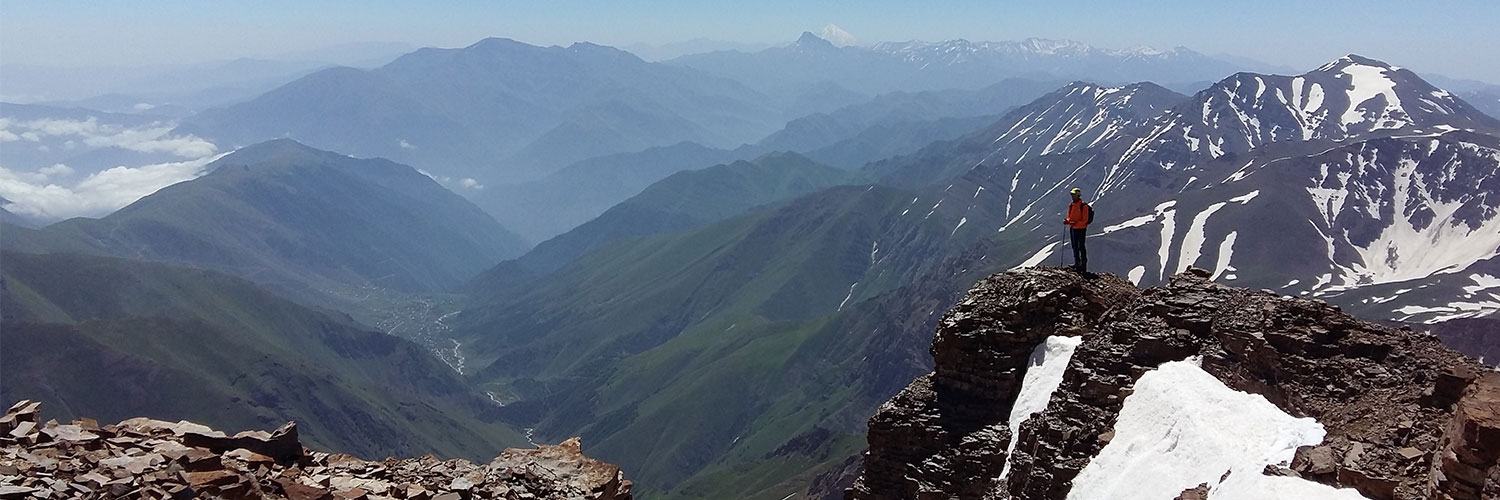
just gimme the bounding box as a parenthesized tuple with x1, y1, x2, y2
(3, 0, 1497, 82)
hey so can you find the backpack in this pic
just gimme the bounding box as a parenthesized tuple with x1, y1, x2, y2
(1086, 204, 1094, 225)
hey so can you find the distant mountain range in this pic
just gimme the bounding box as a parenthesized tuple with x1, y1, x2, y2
(180, 38, 803, 185)
(478, 78, 1061, 244)
(3, 139, 524, 305)
(668, 32, 1266, 96)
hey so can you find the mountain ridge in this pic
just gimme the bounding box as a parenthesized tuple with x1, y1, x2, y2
(2, 139, 525, 305)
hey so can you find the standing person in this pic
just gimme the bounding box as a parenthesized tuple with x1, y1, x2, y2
(1063, 188, 1093, 272)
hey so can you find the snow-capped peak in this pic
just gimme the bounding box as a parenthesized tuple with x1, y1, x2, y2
(1314, 54, 1400, 73)
(1120, 55, 1497, 168)
(818, 24, 858, 47)
(1121, 45, 1166, 57)
(1014, 37, 1094, 56)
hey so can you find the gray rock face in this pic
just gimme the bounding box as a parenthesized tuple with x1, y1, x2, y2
(0, 402, 632, 500)
(846, 266, 1500, 500)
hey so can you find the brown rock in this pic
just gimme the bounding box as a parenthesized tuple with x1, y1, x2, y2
(0, 485, 38, 499)
(224, 447, 276, 465)
(40, 424, 99, 445)
(1173, 483, 1210, 500)
(6, 422, 35, 441)
(332, 487, 370, 500)
(3, 402, 632, 500)
(403, 484, 432, 500)
(181, 421, 301, 464)
(277, 477, 335, 500)
(177, 448, 224, 471)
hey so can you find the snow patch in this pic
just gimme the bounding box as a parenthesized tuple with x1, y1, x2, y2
(1100, 213, 1155, 234)
(1340, 64, 1404, 128)
(1127, 266, 1146, 285)
(1015, 242, 1060, 269)
(998, 336, 1083, 482)
(1156, 201, 1178, 280)
(1067, 359, 1370, 500)
(1211, 231, 1238, 281)
(952, 217, 968, 236)
(1464, 274, 1500, 295)
(1177, 202, 1228, 274)
(837, 282, 858, 312)
(1228, 190, 1260, 204)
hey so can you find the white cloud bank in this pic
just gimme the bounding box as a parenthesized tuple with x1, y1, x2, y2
(0, 154, 226, 221)
(0, 116, 217, 158)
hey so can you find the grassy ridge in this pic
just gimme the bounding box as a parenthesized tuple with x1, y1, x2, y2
(1, 251, 525, 460)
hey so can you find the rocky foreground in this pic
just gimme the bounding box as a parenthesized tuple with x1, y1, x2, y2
(846, 267, 1500, 500)
(0, 401, 631, 500)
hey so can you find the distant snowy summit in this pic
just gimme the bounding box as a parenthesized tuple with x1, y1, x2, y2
(873, 37, 1203, 65)
(817, 24, 858, 47)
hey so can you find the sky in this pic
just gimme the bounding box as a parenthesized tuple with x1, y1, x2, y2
(2, 0, 1498, 82)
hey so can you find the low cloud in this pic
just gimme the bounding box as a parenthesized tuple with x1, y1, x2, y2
(0, 117, 217, 158)
(418, 169, 484, 191)
(39, 163, 74, 177)
(0, 154, 225, 221)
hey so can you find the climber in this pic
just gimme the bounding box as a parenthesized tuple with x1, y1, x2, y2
(1063, 187, 1093, 273)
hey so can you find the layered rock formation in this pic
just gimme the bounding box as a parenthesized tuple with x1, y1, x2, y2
(0, 401, 631, 500)
(846, 267, 1500, 500)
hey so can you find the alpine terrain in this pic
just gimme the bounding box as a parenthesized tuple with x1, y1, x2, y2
(445, 54, 1500, 498)
(3, 17, 1499, 500)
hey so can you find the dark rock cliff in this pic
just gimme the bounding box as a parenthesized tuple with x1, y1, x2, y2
(846, 267, 1499, 500)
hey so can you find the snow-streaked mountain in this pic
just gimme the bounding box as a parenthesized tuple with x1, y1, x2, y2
(870, 37, 1250, 84)
(873, 37, 1200, 63)
(863, 54, 1500, 324)
(976, 81, 1186, 166)
(1120, 55, 1500, 168)
(670, 33, 1259, 96)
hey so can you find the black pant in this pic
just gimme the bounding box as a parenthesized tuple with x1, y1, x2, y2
(1070, 227, 1088, 271)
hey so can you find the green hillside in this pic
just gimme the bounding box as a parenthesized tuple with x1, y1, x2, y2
(470, 151, 854, 292)
(0, 251, 525, 460)
(456, 181, 1002, 496)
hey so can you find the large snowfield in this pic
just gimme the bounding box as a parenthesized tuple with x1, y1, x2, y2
(1065, 358, 1372, 500)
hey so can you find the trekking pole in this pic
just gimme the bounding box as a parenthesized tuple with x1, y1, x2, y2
(1059, 225, 1067, 268)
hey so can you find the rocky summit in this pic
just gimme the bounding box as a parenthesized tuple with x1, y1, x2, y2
(846, 267, 1499, 500)
(0, 401, 631, 500)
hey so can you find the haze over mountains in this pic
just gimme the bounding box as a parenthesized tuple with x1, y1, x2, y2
(3, 29, 1500, 500)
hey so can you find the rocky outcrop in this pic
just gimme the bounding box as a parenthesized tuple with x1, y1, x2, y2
(846, 267, 1500, 500)
(0, 401, 631, 500)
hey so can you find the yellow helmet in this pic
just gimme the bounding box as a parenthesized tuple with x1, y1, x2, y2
(1070, 188, 1082, 194)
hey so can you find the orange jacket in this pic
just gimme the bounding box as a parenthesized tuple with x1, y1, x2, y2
(1065, 200, 1090, 229)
